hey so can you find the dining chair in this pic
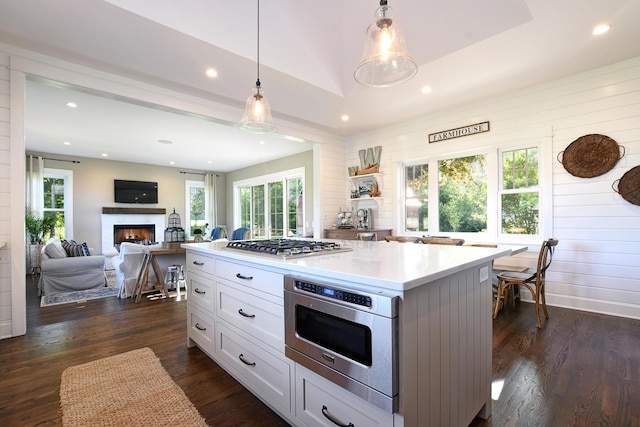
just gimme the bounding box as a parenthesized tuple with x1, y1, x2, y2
(493, 238, 559, 328)
(417, 237, 465, 246)
(384, 236, 418, 243)
(356, 232, 376, 241)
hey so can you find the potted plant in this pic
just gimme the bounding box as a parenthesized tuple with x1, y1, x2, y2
(193, 228, 203, 242)
(25, 207, 55, 244)
(25, 207, 56, 274)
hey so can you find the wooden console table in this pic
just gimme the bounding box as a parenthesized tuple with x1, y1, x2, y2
(324, 228, 392, 241)
(132, 246, 186, 302)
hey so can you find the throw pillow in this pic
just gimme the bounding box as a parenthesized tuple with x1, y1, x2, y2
(44, 241, 67, 259)
(62, 240, 85, 257)
(81, 242, 91, 256)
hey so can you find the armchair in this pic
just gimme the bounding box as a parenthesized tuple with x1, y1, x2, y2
(111, 242, 159, 298)
(230, 227, 250, 240)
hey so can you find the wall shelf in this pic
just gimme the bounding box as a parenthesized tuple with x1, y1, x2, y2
(348, 173, 383, 208)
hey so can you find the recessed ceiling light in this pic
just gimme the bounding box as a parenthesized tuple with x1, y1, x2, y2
(158, 139, 173, 144)
(206, 68, 218, 78)
(169, 161, 175, 165)
(66, 102, 77, 108)
(101, 153, 108, 157)
(207, 160, 212, 164)
(341, 114, 350, 122)
(63, 141, 71, 145)
(592, 24, 610, 36)
(259, 140, 265, 145)
(421, 86, 432, 94)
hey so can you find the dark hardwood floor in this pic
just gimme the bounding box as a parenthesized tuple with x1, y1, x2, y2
(1, 277, 639, 426)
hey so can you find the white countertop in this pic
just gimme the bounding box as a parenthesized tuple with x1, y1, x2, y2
(182, 240, 515, 292)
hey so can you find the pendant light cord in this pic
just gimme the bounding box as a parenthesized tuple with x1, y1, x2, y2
(256, 0, 261, 87)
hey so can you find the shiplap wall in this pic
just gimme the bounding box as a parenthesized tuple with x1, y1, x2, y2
(345, 56, 640, 319)
(0, 53, 11, 337)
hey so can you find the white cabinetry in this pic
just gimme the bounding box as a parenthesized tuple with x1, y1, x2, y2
(186, 251, 216, 359)
(295, 364, 394, 427)
(186, 253, 294, 420)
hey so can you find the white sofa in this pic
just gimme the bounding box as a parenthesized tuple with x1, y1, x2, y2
(111, 242, 158, 298)
(38, 239, 106, 295)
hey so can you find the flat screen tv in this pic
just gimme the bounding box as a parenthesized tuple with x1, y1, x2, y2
(114, 179, 158, 204)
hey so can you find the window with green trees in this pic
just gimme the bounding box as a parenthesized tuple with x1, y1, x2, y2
(405, 155, 487, 233)
(237, 170, 304, 239)
(500, 147, 539, 234)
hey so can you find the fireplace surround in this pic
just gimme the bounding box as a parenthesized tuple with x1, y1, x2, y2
(101, 207, 166, 254)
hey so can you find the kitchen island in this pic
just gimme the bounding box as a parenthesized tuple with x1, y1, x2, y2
(183, 239, 512, 427)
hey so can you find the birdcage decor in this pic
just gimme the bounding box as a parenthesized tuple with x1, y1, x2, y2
(164, 208, 185, 243)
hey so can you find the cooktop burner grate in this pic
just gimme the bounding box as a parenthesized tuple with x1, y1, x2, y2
(225, 239, 352, 258)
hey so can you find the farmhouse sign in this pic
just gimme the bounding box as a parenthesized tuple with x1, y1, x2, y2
(429, 121, 490, 143)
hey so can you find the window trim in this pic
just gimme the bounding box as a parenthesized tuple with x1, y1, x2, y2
(185, 179, 206, 239)
(233, 167, 305, 239)
(399, 139, 551, 244)
(43, 168, 73, 239)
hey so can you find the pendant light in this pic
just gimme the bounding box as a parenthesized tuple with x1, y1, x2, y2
(354, 0, 418, 88)
(239, 0, 276, 133)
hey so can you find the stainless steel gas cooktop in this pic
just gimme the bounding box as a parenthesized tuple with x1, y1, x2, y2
(224, 239, 352, 258)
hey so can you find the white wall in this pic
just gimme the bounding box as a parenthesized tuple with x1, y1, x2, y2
(344, 57, 640, 319)
(0, 44, 343, 338)
(0, 52, 11, 338)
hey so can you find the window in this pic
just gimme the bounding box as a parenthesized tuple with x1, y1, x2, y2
(405, 164, 429, 231)
(404, 155, 486, 233)
(43, 168, 73, 239)
(235, 168, 304, 239)
(185, 180, 206, 237)
(438, 155, 487, 233)
(499, 147, 539, 235)
(403, 145, 542, 240)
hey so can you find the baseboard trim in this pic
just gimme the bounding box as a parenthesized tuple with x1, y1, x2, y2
(519, 293, 640, 321)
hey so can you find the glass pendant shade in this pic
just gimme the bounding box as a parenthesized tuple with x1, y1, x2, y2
(354, 2, 418, 87)
(239, 80, 276, 133)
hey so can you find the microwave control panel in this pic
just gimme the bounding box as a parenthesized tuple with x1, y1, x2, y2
(294, 280, 372, 308)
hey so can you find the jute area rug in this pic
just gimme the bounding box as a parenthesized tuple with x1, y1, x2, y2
(60, 347, 208, 427)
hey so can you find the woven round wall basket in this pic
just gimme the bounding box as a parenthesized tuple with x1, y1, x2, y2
(558, 134, 625, 178)
(613, 166, 640, 206)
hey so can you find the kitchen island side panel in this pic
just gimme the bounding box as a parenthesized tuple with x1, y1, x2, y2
(405, 262, 492, 427)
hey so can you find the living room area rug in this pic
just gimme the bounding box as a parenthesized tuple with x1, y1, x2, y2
(60, 347, 208, 427)
(40, 270, 118, 307)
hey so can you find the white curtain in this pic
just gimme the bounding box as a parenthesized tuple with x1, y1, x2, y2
(205, 173, 217, 228)
(26, 155, 44, 213)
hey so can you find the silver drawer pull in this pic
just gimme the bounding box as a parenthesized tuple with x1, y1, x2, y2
(192, 260, 205, 266)
(194, 323, 206, 331)
(238, 309, 256, 319)
(194, 288, 206, 295)
(322, 405, 354, 427)
(238, 353, 256, 367)
(235, 273, 254, 280)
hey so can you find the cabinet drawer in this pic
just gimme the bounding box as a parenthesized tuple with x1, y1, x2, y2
(217, 322, 291, 413)
(216, 259, 283, 298)
(187, 304, 215, 356)
(217, 282, 284, 351)
(186, 251, 216, 276)
(187, 271, 215, 314)
(295, 364, 394, 427)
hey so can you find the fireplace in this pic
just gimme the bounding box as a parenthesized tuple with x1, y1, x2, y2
(101, 208, 166, 254)
(113, 224, 155, 249)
